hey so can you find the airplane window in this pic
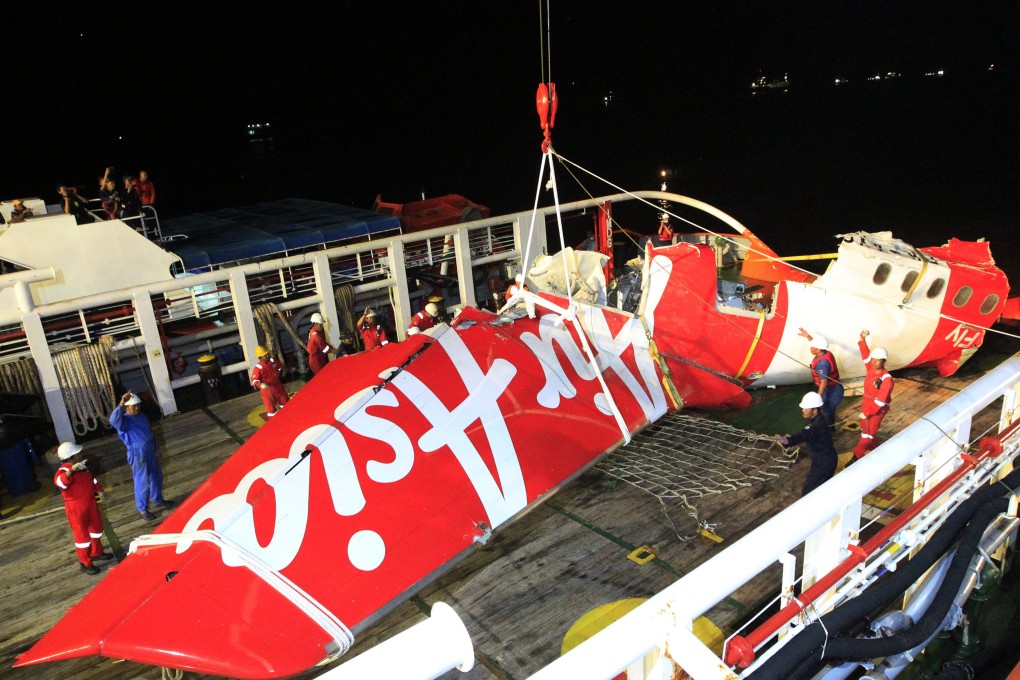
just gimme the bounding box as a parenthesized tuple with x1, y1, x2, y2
(953, 286, 973, 307)
(900, 271, 918, 292)
(979, 294, 1000, 315)
(873, 263, 891, 285)
(926, 278, 945, 298)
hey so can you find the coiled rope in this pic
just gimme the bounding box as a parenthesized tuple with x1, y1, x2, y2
(0, 356, 43, 396)
(334, 283, 357, 345)
(53, 336, 118, 435)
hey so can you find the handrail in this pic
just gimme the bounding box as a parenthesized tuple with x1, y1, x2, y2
(525, 355, 1020, 679)
(725, 417, 1020, 667)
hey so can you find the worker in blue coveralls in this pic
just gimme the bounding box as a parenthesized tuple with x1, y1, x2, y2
(798, 327, 844, 428)
(109, 392, 175, 521)
(777, 392, 838, 497)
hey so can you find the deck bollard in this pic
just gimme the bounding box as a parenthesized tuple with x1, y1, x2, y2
(197, 354, 224, 405)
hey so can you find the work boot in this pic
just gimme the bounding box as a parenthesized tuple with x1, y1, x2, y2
(80, 563, 100, 575)
(141, 510, 156, 521)
(155, 499, 175, 509)
(92, 552, 115, 562)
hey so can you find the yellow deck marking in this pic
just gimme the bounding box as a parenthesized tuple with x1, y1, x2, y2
(247, 405, 272, 428)
(627, 545, 659, 564)
(562, 599, 725, 662)
(864, 465, 915, 509)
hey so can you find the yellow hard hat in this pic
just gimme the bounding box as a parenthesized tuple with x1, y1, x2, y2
(255, 345, 270, 357)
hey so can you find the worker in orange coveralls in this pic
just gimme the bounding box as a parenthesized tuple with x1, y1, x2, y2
(251, 345, 290, 417)
(305, 313, 335, 375)
(406, 302, 439, 336)
(853, 329, 894, 459)
(54, 442, 113, 575)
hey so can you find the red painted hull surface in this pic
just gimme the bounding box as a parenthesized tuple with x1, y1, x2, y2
(17, 234, 1011, 677)
(17, 296, 668, 677)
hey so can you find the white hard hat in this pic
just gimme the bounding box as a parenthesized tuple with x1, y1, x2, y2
(310, 312, 324, 324)
(515, 273, 523, 284)
(125, 393, 142, 406)
(425, 302, 439, 316)
(57, 442, 83, 460)
(799, 392, 824, 409)
(809, 337, 828, 351)
(871, 347, 889, 361)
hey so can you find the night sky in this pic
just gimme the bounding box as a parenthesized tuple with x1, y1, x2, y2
(5, 2, 1018, 265)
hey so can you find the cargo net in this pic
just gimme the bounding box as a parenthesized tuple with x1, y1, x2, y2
(597, 412, 798, 541)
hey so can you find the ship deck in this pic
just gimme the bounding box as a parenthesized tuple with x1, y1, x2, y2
(1, 333, 1018, 680)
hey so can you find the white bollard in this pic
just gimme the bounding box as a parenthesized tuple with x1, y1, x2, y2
(321, 602, 474, 680)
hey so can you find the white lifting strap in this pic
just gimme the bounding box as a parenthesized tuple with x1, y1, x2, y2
(502, 148, 631, 445)
(131, 530, 354, 658)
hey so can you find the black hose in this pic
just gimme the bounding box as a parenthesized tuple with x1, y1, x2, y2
(822, 498, 1005, 659)
(747, 466, 1020, 680)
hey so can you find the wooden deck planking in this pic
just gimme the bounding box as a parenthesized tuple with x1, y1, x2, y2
(1, 351, 1016, 680)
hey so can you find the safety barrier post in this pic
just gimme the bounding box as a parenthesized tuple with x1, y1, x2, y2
(453, 229, 476, 309)
(387, 240, 410, 340)
(132, 289, 178, 415)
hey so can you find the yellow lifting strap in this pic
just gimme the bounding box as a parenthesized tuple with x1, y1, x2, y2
(640, 316, 684, 411)
(774, 253, 838, 262)
(902, 248, 929, 304)
(734, 306, 767, 379)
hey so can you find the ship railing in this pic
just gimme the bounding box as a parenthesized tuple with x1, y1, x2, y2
(524, 355, 1020, 680)
(323, 355, 1020, 680)
(2, 190, 739, 445)
(0, 201, 545, 442)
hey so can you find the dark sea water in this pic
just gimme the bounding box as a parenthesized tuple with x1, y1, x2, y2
(11, 68, 1018, 285)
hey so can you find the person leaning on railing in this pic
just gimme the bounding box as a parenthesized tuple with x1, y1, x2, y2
(8, 198, 33, 223)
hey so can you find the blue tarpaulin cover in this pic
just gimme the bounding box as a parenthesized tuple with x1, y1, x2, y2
(161, 199, 401, 272)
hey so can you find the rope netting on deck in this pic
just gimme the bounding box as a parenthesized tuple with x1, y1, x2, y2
(596, 412, 798, 541)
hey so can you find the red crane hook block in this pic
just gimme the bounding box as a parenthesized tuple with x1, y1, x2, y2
(535, 82, 558, 152)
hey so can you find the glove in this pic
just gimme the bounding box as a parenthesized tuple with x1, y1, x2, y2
(97, 491, 109, 502)
(72, 461, 88, 471)
(777, 435, 790, 446)
(260, 384, 268, 390)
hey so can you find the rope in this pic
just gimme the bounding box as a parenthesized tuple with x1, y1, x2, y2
(334, 283, 357, 345)
(128, 339, 164, 417)
(253, 303, 284, 367)
(546, 148, 1020, 439)
(52, 339, 118, 435)
(504, 147, 632, 445)
(161, 668, 183, 680)
(551, 149, 1020, 345)
(597, 413, 798, 541)
(0, 356, 43, 396)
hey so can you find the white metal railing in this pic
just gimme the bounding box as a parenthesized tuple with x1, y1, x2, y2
(0, 190, 767, 447)
(0, 198, 552, 442)
(528, 355, 1020, 680)
(325, 355, 1020, 680)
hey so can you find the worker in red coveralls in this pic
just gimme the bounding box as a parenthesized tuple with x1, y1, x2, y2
(853, 329, 894, 460)
(54, 442, 113, 575)
(406, 302, 439, 336)
(305, 313, 335, 375)
(356, 307, 389, 350)
(251, 345, 289, 417)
